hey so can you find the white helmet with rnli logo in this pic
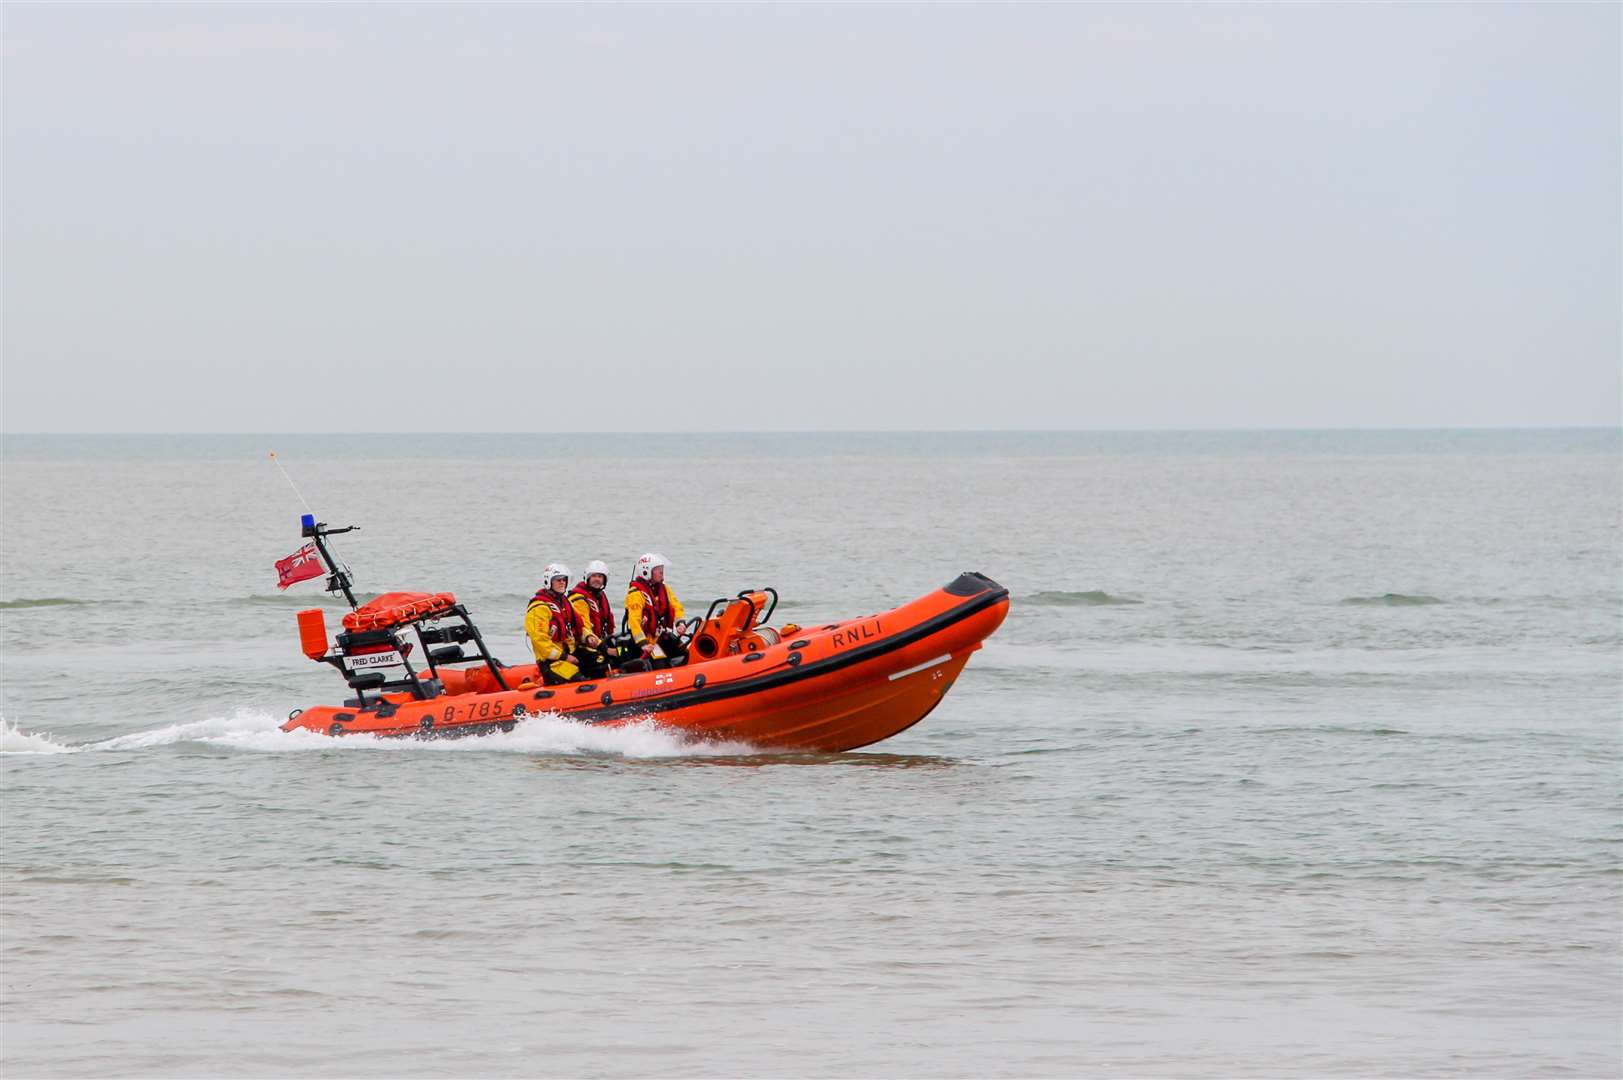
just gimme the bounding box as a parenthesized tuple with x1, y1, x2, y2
(542, 562, 570, 589)
(584, 559, 610, 585)
(633, 553, 669, 582)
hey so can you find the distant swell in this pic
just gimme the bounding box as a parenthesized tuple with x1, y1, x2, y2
(0, 598, 85, 610)
(230, 594, 349, 607)
(1023, 590, 1142, 606)
(1340, 593, 1444, 607)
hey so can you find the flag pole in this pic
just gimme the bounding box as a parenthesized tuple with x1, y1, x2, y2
(270, 450, 359, 609)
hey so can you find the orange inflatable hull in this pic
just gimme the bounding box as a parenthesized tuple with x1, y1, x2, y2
(281, 573, 1009, 752)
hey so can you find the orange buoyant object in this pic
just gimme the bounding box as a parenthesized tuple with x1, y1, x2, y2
(341, 591, 457, 632)
(296, 609, 330, 660)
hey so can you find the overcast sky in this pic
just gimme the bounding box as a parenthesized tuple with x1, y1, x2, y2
(3, 3, 1618, 433)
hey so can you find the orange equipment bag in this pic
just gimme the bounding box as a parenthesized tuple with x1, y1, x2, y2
(341, 591, 457, 632)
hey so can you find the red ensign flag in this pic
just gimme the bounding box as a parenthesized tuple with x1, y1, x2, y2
(275, 543, 325, 590)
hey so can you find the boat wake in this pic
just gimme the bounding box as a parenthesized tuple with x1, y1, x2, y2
(0, 711, 761, 759)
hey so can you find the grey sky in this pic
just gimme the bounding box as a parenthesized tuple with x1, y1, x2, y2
(3, 3, 1618, 433)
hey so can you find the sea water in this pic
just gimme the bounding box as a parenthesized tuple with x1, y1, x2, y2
(2, 430, 1619, 1077)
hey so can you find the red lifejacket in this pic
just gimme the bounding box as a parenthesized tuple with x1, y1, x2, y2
(529, 588, 579, 646)
(629, 578, 675, 639)
(568, 582, 615, 639)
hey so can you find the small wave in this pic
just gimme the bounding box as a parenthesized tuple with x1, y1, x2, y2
(0, 720, 77, 754)
(2, 709, 760, 759)
(1022, 590, 1142, 607)
(19, 874, 138, 886)
(228, 595, 349, 608)
(1340, 593, 1444, 606)
(1249, 724, 1410, 737)
(0, 597, 86, 610)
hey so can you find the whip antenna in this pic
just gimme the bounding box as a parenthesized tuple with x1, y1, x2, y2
(269, 450, 315, 515)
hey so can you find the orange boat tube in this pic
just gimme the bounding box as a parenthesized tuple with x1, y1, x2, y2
(282, 573, 1010, 752)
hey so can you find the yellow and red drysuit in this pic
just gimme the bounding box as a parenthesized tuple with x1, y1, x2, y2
(625, 578, 685, 661)
(525, 588, 582, 683)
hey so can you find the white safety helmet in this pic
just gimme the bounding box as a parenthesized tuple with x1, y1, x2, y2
(584, 559, 610, 586)
(633, 553, 669, 582)
(542, 562, 570, 589)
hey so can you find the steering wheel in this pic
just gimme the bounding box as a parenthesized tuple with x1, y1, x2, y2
(675, 616, 703, 646)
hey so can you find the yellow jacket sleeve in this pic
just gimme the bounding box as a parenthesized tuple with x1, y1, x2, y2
(624, 589, 650, 644)
(625, 586, 682, 647)
(526, 600, 567, 662)
(569, 594, 599, 642)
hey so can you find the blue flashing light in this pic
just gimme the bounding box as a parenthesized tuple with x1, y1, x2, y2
(301, 513, 316, 530)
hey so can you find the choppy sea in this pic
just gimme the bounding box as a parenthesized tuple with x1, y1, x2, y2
(2, 430, 1619, 1078)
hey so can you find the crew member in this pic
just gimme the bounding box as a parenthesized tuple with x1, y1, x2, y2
(625, 552, 687, 668)
(526, 562, 582, 684)
(569, 559, 640, 677)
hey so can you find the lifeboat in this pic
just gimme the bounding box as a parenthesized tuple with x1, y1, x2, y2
(280, 557, 1009, 752)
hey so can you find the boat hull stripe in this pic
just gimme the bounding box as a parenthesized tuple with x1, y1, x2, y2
(887, 654, 953, 682)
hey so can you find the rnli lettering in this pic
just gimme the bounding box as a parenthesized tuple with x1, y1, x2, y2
(830, 619, 881, 649)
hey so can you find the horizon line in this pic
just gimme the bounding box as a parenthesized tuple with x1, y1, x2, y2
(3, 425, 1621, 437)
